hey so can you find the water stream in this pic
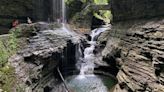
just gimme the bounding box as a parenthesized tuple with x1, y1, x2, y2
(51, 1, 117, 91)
(78, 27, 109, 76)
(62, 26, 117, 92)
(62, 0, 66, 24)
(52, 0, 66, 23)
(60, 0, 71, 33)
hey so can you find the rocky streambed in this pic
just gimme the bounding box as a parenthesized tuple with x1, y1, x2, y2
(8, 22, 117, 92)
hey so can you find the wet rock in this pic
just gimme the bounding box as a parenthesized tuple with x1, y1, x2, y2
(10, 22, 62, 37)
(8, 23, 83, 91)
(97, 29, 110, 45)
(96, 18, 164, 92)
(94, 34, 121, 76)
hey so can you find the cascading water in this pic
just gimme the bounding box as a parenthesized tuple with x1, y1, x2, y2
(52, 0, 66, 24)
(51, 0, 72, 34)
(52, 22, 117, 92)
(50, 1, 117, 91)
(59, 26, 118, 92)
(78, 27, 109, 76)
(60, 0, 72, 33)
(62, 0, 66, 24)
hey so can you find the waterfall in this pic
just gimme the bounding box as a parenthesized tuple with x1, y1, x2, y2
(62, 0, 66, 24)
(52, 0, 66, 23)
(77, 26, 109, 76)
(52, 0, 71, 33)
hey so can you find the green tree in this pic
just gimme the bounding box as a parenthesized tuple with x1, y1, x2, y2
(93, 0, 112, 24)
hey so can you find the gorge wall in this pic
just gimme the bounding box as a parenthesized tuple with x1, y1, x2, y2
(2, 0, 164, 33)
(8, 23, 83, 91)
(0, 0, 33, 34)
(0, 0, 54, 34)
(111, 0, 164, 21)
(99, 18, 164, 92)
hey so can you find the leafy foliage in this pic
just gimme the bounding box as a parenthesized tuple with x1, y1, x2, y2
(93, 0, 108, 5)
(94, 10, 112, 24)
(0, 28, 21, 91)
(93, 0, 112, 24)
(0, 66, 16, 92)
(0, 32, 18, 67)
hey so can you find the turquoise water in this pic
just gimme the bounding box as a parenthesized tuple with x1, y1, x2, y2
(66, 75, 117, 92)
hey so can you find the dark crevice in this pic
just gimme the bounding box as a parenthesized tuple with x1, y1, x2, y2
(44, 86, 52, 92)
(58, 40, 78, 77)
(140, 51, 153, 61)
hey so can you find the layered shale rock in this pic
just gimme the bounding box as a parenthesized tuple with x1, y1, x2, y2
(99, 18, 164, 92)
(8, 23, 83, 92)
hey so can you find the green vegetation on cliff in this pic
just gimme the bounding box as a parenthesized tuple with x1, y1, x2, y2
(93, 0, 112, 23)
(0, 33, 18, 66)
(66, 0, 112, 27)
(94, 0, 108, 5)
(0, 30, 18, 91)
(0, 28, 25, 92)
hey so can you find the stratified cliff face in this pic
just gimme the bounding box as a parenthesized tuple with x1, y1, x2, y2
(111, 0, 164, 21)
(8, 23, 83, 92)
(101, 18, 164, 92)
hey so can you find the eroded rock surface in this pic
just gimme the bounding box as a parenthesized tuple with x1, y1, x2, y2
(101, 18, 164, 92)
(8, 18, 164, 92)
(8, 23, 83, 92)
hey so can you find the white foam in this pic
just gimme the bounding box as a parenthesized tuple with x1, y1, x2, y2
(77, 26, 110, 75)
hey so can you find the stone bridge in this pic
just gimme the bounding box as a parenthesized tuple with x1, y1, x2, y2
(90, 0, 164, 21)
(90, 4, 111, 11)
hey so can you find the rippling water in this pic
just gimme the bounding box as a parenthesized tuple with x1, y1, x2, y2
(66, 75, 117, 92)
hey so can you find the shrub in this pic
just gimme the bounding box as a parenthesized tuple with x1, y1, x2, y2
(0, 32, 18, 67)
(0, 65, 16, 92)
(0, 28, 20, 91)
(93, 0, 112, 24)
(0, 40, 9, 67)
